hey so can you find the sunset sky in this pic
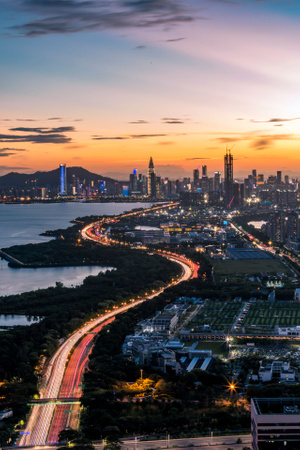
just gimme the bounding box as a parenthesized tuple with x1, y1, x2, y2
(1, 0, 300, 180)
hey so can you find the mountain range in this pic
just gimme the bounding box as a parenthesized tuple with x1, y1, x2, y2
(0, 167, 120, 189)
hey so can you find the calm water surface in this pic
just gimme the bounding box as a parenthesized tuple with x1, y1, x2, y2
(0, 314, 40, 328)
(0, 202, 151, 295)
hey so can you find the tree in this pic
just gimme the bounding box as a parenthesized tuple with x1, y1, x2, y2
(58, 428, 81, 444)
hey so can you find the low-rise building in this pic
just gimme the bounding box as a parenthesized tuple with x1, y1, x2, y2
(251, 398, 300, 449)
(258, 360, 295, 382)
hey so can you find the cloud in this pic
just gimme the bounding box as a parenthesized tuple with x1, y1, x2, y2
(0, 147, 27, 152)
(185, 157, 211, 160)
(16, 118, 37, 122)
(0, 134, 72, 144)
(64, 144, 85, 149)
(10, 126, 75, 134)
(251, 139, 272, 150)
(0, 147, 27, 157)
(48, 117, 63, 120)
(250, 117, 300, 123)
(0, 165, 31, 172)
(9, 0, 196, 37)
(165, 37, 185, 42)
(93, 133, 168, 140)
(162, 117, 185, 124)
(156, 141, 174, 145)
(128, 119, 149, 124)
(134, 45, 147, 49)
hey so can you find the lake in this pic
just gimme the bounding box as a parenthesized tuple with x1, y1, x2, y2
(0, 202, 151, 295)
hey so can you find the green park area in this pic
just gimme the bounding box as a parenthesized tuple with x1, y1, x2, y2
(210, 257, 289, 276)
(195, 341, 228, 357)
(187, 299, 244, 332)
(241, 300, 300, 333)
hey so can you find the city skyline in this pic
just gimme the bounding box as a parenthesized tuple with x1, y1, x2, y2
(2, 1, 300, 179)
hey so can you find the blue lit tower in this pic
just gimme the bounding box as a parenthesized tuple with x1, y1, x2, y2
(59, 164, 67, 195)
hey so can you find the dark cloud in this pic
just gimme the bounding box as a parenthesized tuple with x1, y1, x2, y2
(0, 147, 27, 152)
(128, 120, 149, 124)
(215, 137, 240, 144)
(0, 147, 27, 156)
(0, 165, 31, 171)
(134, 45, 147, 49)
(251, 139, 272, 150)
(162, 117, 185, 124)
(185, 157, 211, 160)
(10, 126, 75, 134)
(48, 117, 63, 120)
(0, 134, 71, 144)
(93, 133, 167, 140)
(165, 37, 185, 42)
(16, 118, 37, 122)
(250, 117, 300, 123)
(9, 0, 197, 37)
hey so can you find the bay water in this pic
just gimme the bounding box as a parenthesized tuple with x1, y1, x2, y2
(0, 202, 150, 296)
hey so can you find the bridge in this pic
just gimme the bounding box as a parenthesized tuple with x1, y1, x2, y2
(0, 249, 24, 266)
(28, 397, 80, 406)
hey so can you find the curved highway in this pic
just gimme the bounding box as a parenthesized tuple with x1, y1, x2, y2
(20, 205, 197, 446)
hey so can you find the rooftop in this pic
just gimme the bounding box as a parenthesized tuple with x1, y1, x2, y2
(252, 398, 300, 415)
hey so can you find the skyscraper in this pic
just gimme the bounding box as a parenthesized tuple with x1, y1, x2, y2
(224, 148, 233, 207)
(59, 164, 67, 195)
(147, 156, 156, 197)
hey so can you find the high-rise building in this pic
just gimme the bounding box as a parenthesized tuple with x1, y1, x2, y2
(257, 174, 264, 185)
(202, 165, 207, 178)
(193, 169, 200, 189)
(59, 164, 67, 195)
(129, 168, 138, 195)
(224, 148, 233, 207)
(147, 156, 156, 197)
(277, 170, 282, 184)
(252, 169, 257, 187)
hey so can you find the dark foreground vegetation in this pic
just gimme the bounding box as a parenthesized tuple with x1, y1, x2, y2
(0, 225, 181, 445)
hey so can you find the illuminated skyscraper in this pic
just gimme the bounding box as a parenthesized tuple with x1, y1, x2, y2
(224, 148, 233, 207)
(59, 164, 67, 195)
(147, 156, 156, 197)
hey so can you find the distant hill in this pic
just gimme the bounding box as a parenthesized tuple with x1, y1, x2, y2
(0, 166, 120, 189)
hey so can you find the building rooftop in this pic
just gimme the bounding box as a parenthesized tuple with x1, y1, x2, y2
(252, 398, 300, 415)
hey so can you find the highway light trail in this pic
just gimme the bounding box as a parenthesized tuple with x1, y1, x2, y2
(20, 204, 196, 446)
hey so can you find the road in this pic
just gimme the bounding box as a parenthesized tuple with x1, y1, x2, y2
(20, 207, 196, 446)
(14, 434, 251, 450)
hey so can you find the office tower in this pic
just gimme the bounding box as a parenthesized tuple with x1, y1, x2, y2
(59, 164, 67, 195)
(129, 168, 138, 195)
(267, 212, 285, 243)
(285, 175, 289, 184)
(232, 182, 244, 207)
(214, 171, 221, 191)
(147, 156, 156, 197)
(99, 180, 106, 194)
(286, 211, 300, 239)
(277, 170, 282, 184)
(257, 174, 264, 185)
(224, 148, 233, 207)
(252, 169, 257, 187)
(193, 168, 200, 188)
(202, 165, 207, 178)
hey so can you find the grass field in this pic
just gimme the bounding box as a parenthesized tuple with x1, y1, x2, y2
(210, 258, 288, 275)
(195, 341, 228, 356)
